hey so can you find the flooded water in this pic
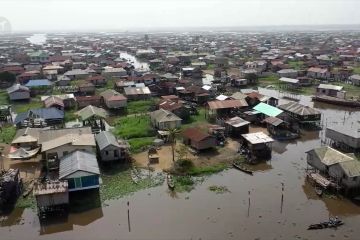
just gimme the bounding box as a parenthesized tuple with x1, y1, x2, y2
(119, 51, 149, 70)
(26, 34, 47, 45)
(1, 89, 360, 239)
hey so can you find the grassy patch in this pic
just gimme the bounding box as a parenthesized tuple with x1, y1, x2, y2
(12, 98, 43, 113)
(208, 185, 230, 194)
(258, 74, 279, 87)
(0, 125, 16, 144)
(173, 175, 195, 192)
(128, 137, 156, 153)
(15, 195, 36, 209)
(0, 90, 9, 105)
(113, 115, 155, 139)
(181, 108, 207, 129)
(64, 109, 78, 122)
(288, 60, 305, 70)
(188, 163, 229, 176)
(353, 66, 360, 74)
(127, 99, 157, 115)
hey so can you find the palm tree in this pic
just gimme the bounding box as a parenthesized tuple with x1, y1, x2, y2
(167, 128, 181, 162)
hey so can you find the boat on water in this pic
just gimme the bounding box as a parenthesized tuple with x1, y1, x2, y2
(232, 163, 253, 175)
(312, 95, 360, 107)
(308, 218, 343, 230)
(167, 174, 175, 190)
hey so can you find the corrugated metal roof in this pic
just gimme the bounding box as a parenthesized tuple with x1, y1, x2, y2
(59, 150, 99, 179)
(253, 103, 283, 117)
(95, 131, 121, 151)
(339, 160, 360, 177)
(150, 108, 182, 123)
(317, 84, 343, 91)
(76, 105, 108, 120)
(241, 132, 274, 144)
(25, 79, 53, 87)
(225, 117, 250, 127)
(309, 146, 354, 166)
(279, 77, 299, 84)
(278, 102, 320, 116)
(208, 100, 246, 110)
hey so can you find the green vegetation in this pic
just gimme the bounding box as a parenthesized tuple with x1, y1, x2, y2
(128, 137, 156, 153)
(173, 176, 196, 192)
(181, 108, 207, 129)
(100, 164, 161, 201)
(258, 74, 279, 87)
(174, 159, 229, 176)
(208, 185, 230, 194)
(0, 125, 16, 144)
(64, 109, 78, 122)
(113, 115, 156, 152)
(0, 90, 9, 105)
(188, 163, 229, 176)
(0, 72, 16, 87)
(127, 99, 157, 115)
(353, 66, 360, 75)
(12, 98, 43, 113)
(207, 64, 215, 70)
(15, 195, 36, 209)
(113, 115, 154, 139)
(288, 60, 305, 70)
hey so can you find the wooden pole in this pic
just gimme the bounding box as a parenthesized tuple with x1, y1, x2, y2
(247, 190, 251, 217)
(280, 182, 284, 214)
(127, 201, 131, 232)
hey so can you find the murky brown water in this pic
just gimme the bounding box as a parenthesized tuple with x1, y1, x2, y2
(1, 89, 360, 240)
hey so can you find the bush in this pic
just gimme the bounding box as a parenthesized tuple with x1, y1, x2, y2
(114, 115, 155, 139)
(174, 159, 194, 173)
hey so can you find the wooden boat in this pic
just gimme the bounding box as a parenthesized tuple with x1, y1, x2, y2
(167, 174, 175, 190)
(308, 219, 343, 230)
(312, 95, 360, 107)
(232, 163, 253, 175)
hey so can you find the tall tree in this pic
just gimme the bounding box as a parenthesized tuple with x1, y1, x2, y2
(167, 128, 181, 162)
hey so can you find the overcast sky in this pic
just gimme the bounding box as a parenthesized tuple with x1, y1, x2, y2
(0, 0, 359, 32)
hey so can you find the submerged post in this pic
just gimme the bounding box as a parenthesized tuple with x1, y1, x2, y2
(280, 182, 284, 214)
(127, 201, 131, 232)
(247, 190, 251, 217)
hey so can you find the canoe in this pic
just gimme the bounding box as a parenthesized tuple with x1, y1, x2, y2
(312, 95, 360, 107)
(232, 163, 253, 175)
(167, 175, 175, 190)
(308, 220, 343, 230)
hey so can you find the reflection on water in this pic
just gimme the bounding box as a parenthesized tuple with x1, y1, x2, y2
(27, 34, 47, 45)
(119, 51, 149, 70)
(1, 89, 360, 239)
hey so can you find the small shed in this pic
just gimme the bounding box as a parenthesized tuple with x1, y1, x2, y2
(150, 108, 182, 130)
(225, 117, 250, 137)
(95, 131, 129, 162)
(76, 105, 108, 133)
(100, 89, 127, 110)
(182, 128, 216, 151)
(241, 132, 274, 161)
